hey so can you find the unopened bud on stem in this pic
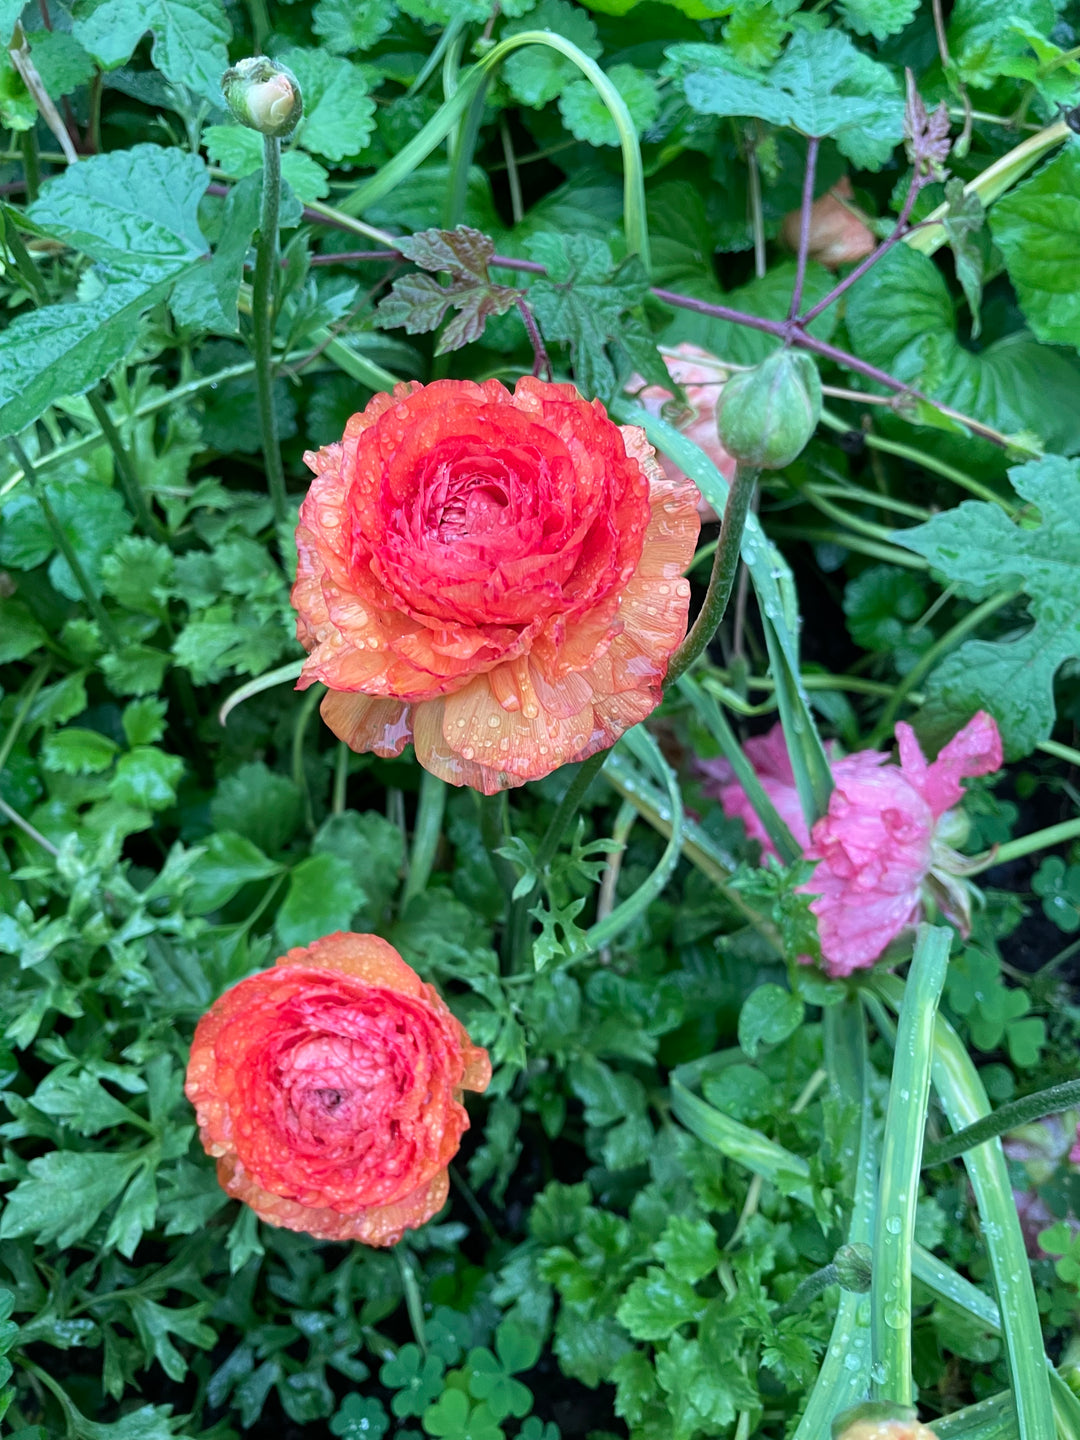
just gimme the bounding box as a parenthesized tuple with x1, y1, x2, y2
(833, 1404, 939, 1440)
(715, 347, 822, 470)
(222, 56, 303, 139)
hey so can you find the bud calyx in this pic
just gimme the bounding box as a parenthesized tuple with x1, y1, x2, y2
(222, 56, 303, 139)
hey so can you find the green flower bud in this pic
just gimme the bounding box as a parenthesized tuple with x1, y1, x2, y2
(715, 348, 822, 470)
(222, 56, 303, 139)
(833, 1241, 872, 1292)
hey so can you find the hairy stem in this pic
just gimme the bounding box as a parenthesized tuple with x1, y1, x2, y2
(788, 135, 820, 319)
(668, 465, 759, 684)
(924, 1077, 1080, 1168)
(253, 134, 287, 524)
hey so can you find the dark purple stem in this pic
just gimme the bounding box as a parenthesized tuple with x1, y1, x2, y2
(799, 176, 923, 326)
(788, 136, 820, 321)
(309, 249, 401, 265)
(517, 296, 552, 379)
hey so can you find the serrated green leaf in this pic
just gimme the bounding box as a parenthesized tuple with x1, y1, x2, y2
(0, 598, 46, 663)
(203, 125, 330, 202)
(187, 831, 283, 914)
(122, 696, 167, 746)
(40, 727, 119, 774)
(72, 0, 231, 103)
(0, 268, 177, 439)
(102, 536, 174, 613)
(947, 0, 1059, 90)
(286, 49, 376, 162)
(670, 28, 905, 169)
(276, 852, 367, 950)
(399, 0, 489, 21)
(172, 171, 260, 333)
(25, 28, 95, 97)
(0, 1149, 141, 1246)
(558, 64, 660, 147)
(991, 143, 1080, 351)
(894, 454, 1080, 757)
(616, 1265, 703, 1340)
(837, 0, 918, 40)
(845, 245, 1080, 456)
(46, 479, 133, 601)
(503, 0, 602, 108)
(210, 762, 303, 853)
(311, 810, 403, 921)
(312, 0, 395, 54)
(113, 747, 184, 810)
(655, 1214, 720, 1283)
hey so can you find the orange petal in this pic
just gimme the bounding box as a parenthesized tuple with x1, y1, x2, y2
(276, 932, 423, 998)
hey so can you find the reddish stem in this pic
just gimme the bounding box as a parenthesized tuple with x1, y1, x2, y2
(799, 176, 923, 326)
(788, 135, 820, 321)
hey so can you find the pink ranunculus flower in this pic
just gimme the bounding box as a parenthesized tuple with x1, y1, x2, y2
(703, 712, 1003, 977)
(626, 343, 737, 522)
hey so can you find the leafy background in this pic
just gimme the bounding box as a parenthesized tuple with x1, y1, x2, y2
(2, 0, 1080, 1437)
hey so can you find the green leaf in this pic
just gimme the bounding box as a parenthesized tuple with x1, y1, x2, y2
(942, 176, 987, 339)
(25, 28, 95, 98)
(837, 0, 918, 40)
(558, 64, 660, 147)
(121, 696, 167, 747)
(0, 598, 46, 663)
(655, 1214, 720, 1284)
(203, 126, 330, 202)
(722, 0, 794, 69)
(128, 1295, 215, 1381)
(72, 0, 232, 103)
(102, 536, 174, 614)
(46, 479, 133, 601)
(187, 831, 283, 914)
(376, 225, 523, 352)
(27, 144, 208, 272)
(616, 1265, 703, 1341)
(210, 762, 303, 853)
(843, 564, 929, 662)
(0, 268, 177, 439)
(845, 245, 1080, 456)
(738, 982, 805, 1058)
(30, 1069, 143, 1135)
(313, 0, 395, 54)
(399, 0, 489, 23)
(670, 28, 905, 169)
(894, 453, 1080, 758)
(0, 1150, 141, 1246)
(276, 852, 367, 950)
(172, 171, 261, 333)
(946, 0, 1060, 90)
(113, 747, 184, 810)
(100, 644, 171, 696)
(286, 49, 376, 162)
(991, 143, 1080, 351)
(502, 0, 602, 108)
(40, 727, 119, 775)
(332, 1394, 391, 1440)
(312, 810, 403, 920)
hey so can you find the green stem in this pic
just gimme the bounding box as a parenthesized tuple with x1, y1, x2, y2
(84, 389, 161, 539)
(924, 1077, 1080, 1168)
(971, 816, 1080, 872)
(292, 683, 323, 833)
(20, 126, 39, 202)
(798, 483, 912, 543)
(403, 769, 447, 906)
(765, 523, 929, 568)
(772, 1262, 839, 1321)
(332, 741, 349, 815)
(246, 0, 269, 50)
(871, 924, 950, 1406)
(253, 133, 286, 525)
(8, 436, 120, 645)
(866, 588, 1018, 746)
(668, 465, 759, 685)
(0, 659, 48, 774)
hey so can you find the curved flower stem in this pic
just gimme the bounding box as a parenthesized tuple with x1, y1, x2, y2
(924, 1076, 1080, 1168)
(968, 815, 1080, 874)
(7, 436, 120, 646)
(253, 133, 287, 525)
(667, 465, 759, 685)
(403, 769, 447, 906)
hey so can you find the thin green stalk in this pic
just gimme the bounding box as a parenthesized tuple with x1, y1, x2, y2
(871, 924, 950, 1406)
(0, 659, 48, 775)
(797, 483, 909, 544)
(20, 126, 39, 202)
(970, 816, 1080, 872)
(765, 523, 929, 568)
(7, 436, 120, 645)
(678, 673, 801, 864)
(668, 464, 759, 684)
(867, 588, 1018, 746)
(84, 389, 161, 539)
(291, 684, 323, 833)
(876, 975, 1057, 1440)
(403, 769, 447, 906)
(219, 658, 304, 726)
(332, 742, 349, 815)
(821, 413, 1018, 513)
(253, 133, 286, 524)
(924, 1077, 1080, 1168)
(0, 795, 60, 856)
(1038, 738, 1080, 770)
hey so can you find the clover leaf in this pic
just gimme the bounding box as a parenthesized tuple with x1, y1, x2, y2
(381, 1344, 446, 1419)
(331, 1394, 390, 1440)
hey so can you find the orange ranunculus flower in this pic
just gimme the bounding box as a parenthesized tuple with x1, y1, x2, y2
(184, 932, 490, 1247)
(291, 377, 700, 795)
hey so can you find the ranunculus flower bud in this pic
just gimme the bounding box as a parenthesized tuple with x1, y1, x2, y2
(715, 349, 822, 470)
(184, 932, 490, 1246)
(222, 56, 303, 138)
(291, 378, 700, 795)
(837, 1418, 939, 1440)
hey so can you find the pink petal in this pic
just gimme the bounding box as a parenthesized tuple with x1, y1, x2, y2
(897, 711, 1003, 818)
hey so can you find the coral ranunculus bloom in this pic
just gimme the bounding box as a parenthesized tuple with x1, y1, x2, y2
(292, 378, 700, 794)
(184, 932, 490, 1246)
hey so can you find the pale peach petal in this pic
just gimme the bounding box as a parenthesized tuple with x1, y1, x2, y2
(319, 691, 413, 757)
